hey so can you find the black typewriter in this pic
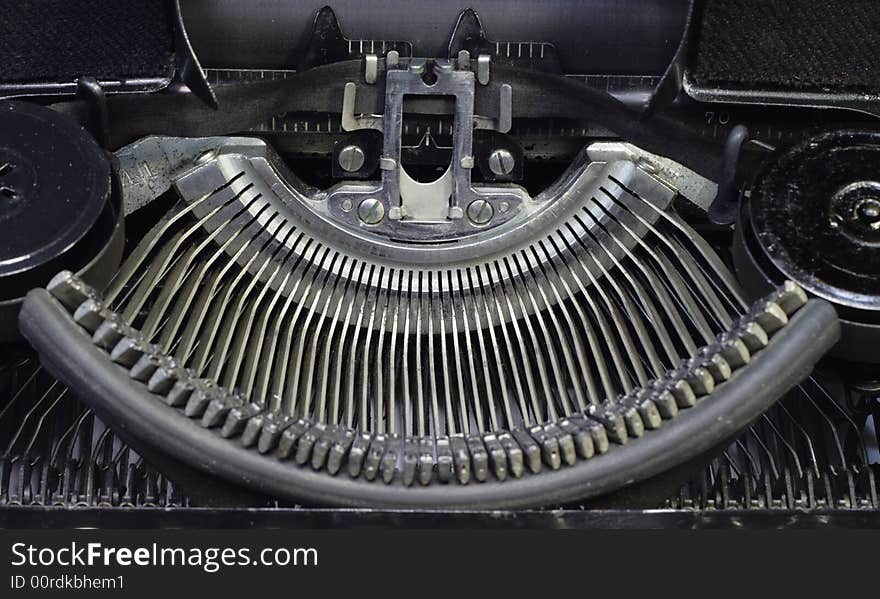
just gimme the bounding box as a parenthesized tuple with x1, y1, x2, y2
(1, 0, 878, 528)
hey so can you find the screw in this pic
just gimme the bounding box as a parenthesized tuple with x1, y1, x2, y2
(338, 145, 365, 172)
(467, 199, 494, 225)
(488, 148, 515, 176)
(358, 198, 385, 224)
(855, 197, 880, 230)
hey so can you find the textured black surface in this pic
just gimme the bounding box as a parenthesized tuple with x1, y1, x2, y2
(0, 0, 174, 83)
(692, 0, 880, 91)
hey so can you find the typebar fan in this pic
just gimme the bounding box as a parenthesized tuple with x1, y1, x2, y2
(18, 130, 839, 507)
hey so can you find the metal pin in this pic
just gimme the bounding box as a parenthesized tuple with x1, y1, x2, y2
(477, 54, 491, 85)
(364, 54, 378, 84)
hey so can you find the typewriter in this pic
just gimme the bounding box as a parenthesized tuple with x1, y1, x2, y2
(0, 0, 877, 527)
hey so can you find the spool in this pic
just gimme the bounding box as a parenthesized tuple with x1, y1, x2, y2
(734, 129, 880, 363)
(0, 101, 123, 342)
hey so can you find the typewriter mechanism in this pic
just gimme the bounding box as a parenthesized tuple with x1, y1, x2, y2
(0, 1, 877, 517)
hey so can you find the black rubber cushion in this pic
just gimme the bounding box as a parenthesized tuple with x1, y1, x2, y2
(20, 286, 840, 508)
(691, 0, 880, 91)
(0, 0, 174, 83)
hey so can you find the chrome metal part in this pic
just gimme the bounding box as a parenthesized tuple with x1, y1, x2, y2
(159, 136, 678, 270)
(357, 197, 385, 224)
(335, 53, 518, 239)
(683, 73, 880, 120)
(341, 82, 384, 133)
(338, 144, 366, 173)
(32, 225, 820, 500)
(116, 134, 715, 238)
(364, 54, 379, 84)
(30, 112, 842, 507)
(587, 142, 717, 211)
(477, 54, 491, 85)
(466, 198, 494, 225)
(488, 148, 515, 176)
(114, 131, 724, 264)
(116, 136, 266, 214)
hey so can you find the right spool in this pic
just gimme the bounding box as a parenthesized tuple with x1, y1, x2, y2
(734, 129, 880, 363)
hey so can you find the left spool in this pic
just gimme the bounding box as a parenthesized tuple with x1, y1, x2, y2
(0, 101, 123, 342)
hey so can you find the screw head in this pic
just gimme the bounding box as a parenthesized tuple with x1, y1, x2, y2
(829, 181, 880, 240)
(855, 197, 880, 229)
(488, 148, 515, 176)
(357, 198, 385, 225)
(466, 199, 494, 225)
(338, 145, 366, 172)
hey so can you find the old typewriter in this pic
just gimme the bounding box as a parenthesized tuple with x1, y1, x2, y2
(0, 0, 877, 527)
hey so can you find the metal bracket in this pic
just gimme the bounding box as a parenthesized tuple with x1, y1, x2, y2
(332, 54, 522, 239)
(341, 82, 385, 132)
